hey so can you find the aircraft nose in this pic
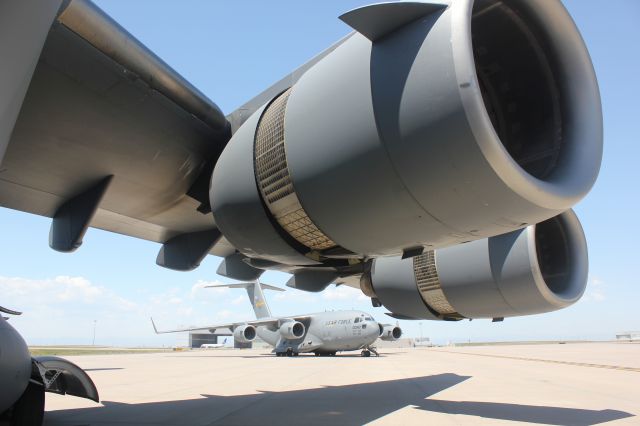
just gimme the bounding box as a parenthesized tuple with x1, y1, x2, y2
(369, 321, 379, 337)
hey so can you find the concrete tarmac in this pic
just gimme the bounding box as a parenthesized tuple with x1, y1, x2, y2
(44, 343, 639, 425)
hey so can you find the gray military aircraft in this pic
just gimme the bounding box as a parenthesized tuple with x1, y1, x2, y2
(151, 281, 402, 357)
(0, 0, 602, 424)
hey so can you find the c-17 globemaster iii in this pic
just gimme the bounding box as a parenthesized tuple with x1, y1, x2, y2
(151, 281, 402, 357)
(1, 0, 602, 423)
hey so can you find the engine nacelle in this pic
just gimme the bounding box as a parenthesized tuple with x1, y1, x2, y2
(367, 210, 588, 320)
(279, 321, 305, 340)
(210, 0, 601, 267)
(378, 324, 402, 341)
(233, 325, 257, 343)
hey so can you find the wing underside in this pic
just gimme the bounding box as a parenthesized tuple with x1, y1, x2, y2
(0, 0, 234, 261)
(0, 0, 352, 271)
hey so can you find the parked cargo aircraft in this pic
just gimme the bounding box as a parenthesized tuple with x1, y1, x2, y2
(152, 281, 402, 357)
(0, 0, 602, 424)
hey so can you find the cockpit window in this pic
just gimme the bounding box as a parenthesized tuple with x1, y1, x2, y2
(365, 316, 374, 321)
(354, 317, 360, 323)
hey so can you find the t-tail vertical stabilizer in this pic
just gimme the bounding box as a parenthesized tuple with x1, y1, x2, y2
(205, 280, 284, 319)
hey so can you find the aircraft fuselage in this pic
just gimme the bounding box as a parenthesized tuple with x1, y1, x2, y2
(256, 310, 380, 355)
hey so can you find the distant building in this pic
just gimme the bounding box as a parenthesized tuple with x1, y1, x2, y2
(413, 337, 432, 347)
(189, 332, 220, 348)
(188, 331, 265, 349)
(616, 331, 640, 342)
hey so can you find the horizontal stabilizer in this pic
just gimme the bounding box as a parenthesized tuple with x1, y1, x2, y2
(339, 2, 447, 42)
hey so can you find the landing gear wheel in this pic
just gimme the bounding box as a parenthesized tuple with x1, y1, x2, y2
(361, 350, 371, 357)
(286, 348, 293, 357)
(293, 352, 299, 356)
(10, 381, 44, 426)
(329, 352, 336, 356)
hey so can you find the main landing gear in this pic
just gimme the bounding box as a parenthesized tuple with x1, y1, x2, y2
(361, 346, 379, 357)
(276, 348, 299, 357)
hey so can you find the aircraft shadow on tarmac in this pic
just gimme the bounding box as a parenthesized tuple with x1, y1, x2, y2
(44, 374, 633, 426)
(416, 400, 633, 425)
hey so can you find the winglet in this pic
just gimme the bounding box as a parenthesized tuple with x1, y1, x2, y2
(150, 317, 160, 334)
(339, 2, 447, 42)
(0, 305, 22, 316)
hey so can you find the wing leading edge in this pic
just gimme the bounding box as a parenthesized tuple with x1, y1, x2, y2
(150, 317, 279, 335)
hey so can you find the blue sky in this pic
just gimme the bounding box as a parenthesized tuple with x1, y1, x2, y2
(1, 1, 639, 346)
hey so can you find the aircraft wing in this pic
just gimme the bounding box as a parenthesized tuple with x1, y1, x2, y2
(0, 1, 240, 272)
(150, 315, 312, 334)
(150, 317, 278, 335)
(0, 1, 351, 273)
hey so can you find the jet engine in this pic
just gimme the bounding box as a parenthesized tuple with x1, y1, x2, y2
(210, 0, 601, 268)
(378, 324, 403, 341)
(279, 321, 306, 340)
(363, 210, 588, 320)
(233, 325, 257, 343)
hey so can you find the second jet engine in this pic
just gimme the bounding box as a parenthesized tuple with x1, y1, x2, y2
(362, 210, 588, 320)
(234, 325, 257, 343)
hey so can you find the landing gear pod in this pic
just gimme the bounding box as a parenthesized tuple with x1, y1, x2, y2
(368, 210, 588, 320)
(211, 0, 601, 264)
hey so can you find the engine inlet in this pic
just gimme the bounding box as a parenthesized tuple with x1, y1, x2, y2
(472, 0, 562, 180)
